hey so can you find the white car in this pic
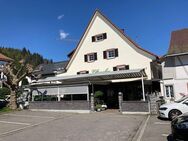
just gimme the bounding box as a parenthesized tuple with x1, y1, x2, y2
(159, 96, 188, 120)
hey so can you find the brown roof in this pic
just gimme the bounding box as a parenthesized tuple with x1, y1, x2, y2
(168, 28, 188, 55)
(0, 53, 13, 62)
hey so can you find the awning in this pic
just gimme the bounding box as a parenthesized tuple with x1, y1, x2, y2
(36, 69, 147, 84)
(32, 85, 88, 95)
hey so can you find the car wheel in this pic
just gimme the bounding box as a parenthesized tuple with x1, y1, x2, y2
(169, 109, 182, 120)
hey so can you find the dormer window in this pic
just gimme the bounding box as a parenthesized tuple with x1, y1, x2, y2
(92, 33, 107, 42)
(84, 53, 97, 62)
(103, 49, 118, 59)
(113, 65, 129, 71)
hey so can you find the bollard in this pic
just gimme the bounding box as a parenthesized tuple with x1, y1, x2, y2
(118, 92, 123, 112)
(90, 93, 95, 112)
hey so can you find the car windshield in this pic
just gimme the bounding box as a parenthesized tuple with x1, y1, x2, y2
(175, 96, 188, 103)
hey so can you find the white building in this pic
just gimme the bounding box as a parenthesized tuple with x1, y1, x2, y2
(30, 10, 161, 112)
(160, 28, 188, 102)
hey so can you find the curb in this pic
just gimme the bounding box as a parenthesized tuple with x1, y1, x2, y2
(131, 115, 150, 141)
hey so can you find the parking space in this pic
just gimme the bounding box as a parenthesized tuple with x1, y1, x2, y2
(141, 116, 171, 141)
(0, 110, 146, 141)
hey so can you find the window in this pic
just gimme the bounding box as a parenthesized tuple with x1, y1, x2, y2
(96, 35, 104, 41)
(88, 54, 95, 62)
(92, 33, 107, 42)
(108, 50, 115, 58)
(103, 49, 118, 59)
(165, 85, 174, 98)
(84, 53, 97, 62)
(113, 65, 129, 71)
(77, 70, 89, 75)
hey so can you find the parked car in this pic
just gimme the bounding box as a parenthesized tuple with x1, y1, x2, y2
(0, 99, 7, 108)
(159, 96, 188, 120)
(171, 113, 188, 141)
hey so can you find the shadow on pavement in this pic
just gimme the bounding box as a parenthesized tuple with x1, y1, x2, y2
(167, 134, 174, 141)
(158, 116, 171, 121)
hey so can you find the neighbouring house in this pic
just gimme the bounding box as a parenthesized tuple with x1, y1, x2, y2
(30, 10, 161, 113)
(160, 28, 188, 102)
(32, 61, 68, 79)
(0, 53, 13, 87)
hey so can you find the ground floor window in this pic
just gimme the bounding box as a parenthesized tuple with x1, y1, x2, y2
(34, 95, 58, 101)
(165, 85, 174, 98)
(61, 94, 87, 101)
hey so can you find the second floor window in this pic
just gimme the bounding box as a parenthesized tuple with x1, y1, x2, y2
(84, 53, 97, 62)
(103, 49, 118, 59)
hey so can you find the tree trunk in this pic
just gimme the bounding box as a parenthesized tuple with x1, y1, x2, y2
(9, 90, 17, 110)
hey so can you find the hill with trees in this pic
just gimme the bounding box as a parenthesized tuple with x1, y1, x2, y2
(0, 47, 53, 68)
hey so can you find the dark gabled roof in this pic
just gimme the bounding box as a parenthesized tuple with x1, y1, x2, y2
(34, 61, 68, 75)
(168, 28, 188, 55)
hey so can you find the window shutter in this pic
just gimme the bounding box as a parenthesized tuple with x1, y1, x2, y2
(77, 72, 80, 75)
(125, 65, 129, 70)
(92, 36, 95, 42)
(103, 33, 107, 39)
(103, 51, 107, 59)
(113, 67, 117, 71)
(94, 53, 97, 60)
(115, 49, 118, 57)
(84, 55, 88, 62)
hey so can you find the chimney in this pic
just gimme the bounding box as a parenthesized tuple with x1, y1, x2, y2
(120, 29, 124, 34)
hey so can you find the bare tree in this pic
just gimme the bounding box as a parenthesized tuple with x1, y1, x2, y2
(3, 60, 33, 109)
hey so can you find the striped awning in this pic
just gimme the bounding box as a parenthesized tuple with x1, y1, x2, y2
(36, 69, 147, 84)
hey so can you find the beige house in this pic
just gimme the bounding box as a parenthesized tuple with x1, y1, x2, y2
(30, 11, 161, 112)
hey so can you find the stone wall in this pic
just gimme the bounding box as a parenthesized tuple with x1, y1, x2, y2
(122, 101, 149, 112)
(29, 101, 90, 110)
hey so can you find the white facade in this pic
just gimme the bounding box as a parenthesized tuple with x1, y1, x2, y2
(161, 54, 188, 102)
(57, 11, 157, 80)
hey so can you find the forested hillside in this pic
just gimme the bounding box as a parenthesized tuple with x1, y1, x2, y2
(0, 47, 53, 68)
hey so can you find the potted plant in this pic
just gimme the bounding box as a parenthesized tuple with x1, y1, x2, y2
(94, 91, 107, 111)
(95, 104, 102, 112)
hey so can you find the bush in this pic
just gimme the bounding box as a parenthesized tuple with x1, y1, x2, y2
(94, 91, 104, 99)
(0, 87, 10, 99)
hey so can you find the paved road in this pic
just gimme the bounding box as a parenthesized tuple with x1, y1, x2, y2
(141, 116, 172, 141)
(0, 110, 146, 141)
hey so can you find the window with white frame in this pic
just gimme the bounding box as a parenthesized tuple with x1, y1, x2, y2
(92, 33, 107, 42)
(96, 34, 104, 41)
(103, 49, 118, 59)
(88, 54, 95, 62)
(107, 50, 115, 58)
(84, 53, 97, 62)
(113, 65, 129, 71)
(165, 85, 174, 98)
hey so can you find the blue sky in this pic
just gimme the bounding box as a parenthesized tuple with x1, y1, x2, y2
(0, 0, 188, 62)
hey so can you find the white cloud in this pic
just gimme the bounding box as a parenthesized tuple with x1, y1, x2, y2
(57, 14, 64, 20)
(59, 30, 69, 40)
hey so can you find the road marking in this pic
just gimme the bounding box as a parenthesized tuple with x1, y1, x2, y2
(162, 134, 169, 137)
(133, 115, 150, 141)
(0, 114, 73, 137)
(154, 122, 170, 125)
(0, 120, 30, 126)
(3, 114, 55, 119)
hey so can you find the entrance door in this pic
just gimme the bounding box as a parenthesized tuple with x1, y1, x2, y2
(106, 88, 118, 109)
